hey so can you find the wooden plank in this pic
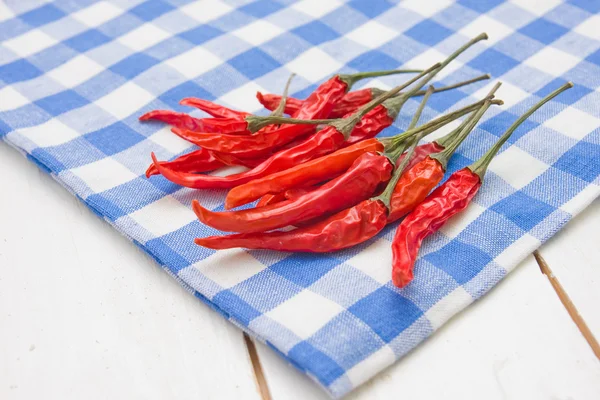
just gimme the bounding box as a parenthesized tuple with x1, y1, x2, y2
(0, 144, 261, 400)
(257, 248, 600, 399)
(535, 201, 600, 337)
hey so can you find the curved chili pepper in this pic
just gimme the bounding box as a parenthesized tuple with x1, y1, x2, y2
(145, 149, 224, 178)
(225, 139, 384, 209)
(180, 98, 249, 119)
(194, 88, 433, 250)
(224, 94, 493, 209)
(257, 74, 490, 118)
(138, 111, 221, 132)
(171, 69, 428, 157)
(195, 199, 388, 252)
(387, 82, 503, 222)
(192, 151, 393, 233)
(158, 67, 440, 189)
(152, 126, 347, 189)
(391, 82, 572, 288)
(257, 88, 383, 119)
(146, 148, 266, 178)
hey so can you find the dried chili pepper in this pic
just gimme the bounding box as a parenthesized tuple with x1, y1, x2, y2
(391, 82, 572, 288)
(387, 83, 502, 222)
(179, 98, 249, 119)
(152, 65, 440, 189)
(192, 150, 394, 233)
(171, 69, 420, 138)
(145, 149, 224, 178)
(224, 94, 496, 209)
(257, 74, 489, 118)
(193, 90, 434, 251)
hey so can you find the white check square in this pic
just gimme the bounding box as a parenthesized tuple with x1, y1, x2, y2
(266, 290, 344, 339)
(292, 0, 342, 18)
(0, 2, 14, 23)
(0, 86, 30, 112)
(47, 54, 104, 88)
(118, 23, 170, 52)
(287, 48, 343, 82)
(460, 15, 513, 45)
(96, 82, 154, 120)
(181, 0, 233, 23)
(219, 81, 266, 113)
(425, 287, 472, 329)
(72, 1, 123, 27)
(129, 196, 196, 237)
(511, 0, 561, 16)
(3, 30, 57, 58)
(19, 119, 81, 148)
(70, 158, 137, 193)
(524, 46, 581, 77)
(346, 238, 392, 285)
(488, 145, 550, 190)
(196, 250, 268, 289)
(574, 15, 600, 41)
(346, 21, 398, 49)
(232, 20, 283, 46)
(401, 0, 452, 17)
(544, 106, 600, 141)
(165, 47, 222, 79)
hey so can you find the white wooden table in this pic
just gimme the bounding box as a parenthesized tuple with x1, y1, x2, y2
(1, 142, 599, 399)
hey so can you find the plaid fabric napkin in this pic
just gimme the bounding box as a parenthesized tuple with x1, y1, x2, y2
(1, 0, 599, 397)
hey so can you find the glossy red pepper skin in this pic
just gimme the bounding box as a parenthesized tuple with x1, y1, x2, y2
(195, 199, 387, 252)
(256, 192, 286, 208)
(256, 88, 376, 119)
(343, 105, 394, 147)
(391, 168, 481, 288)
(153, 126, 347, 189)
(192, 152, 393, 233)
(180, 97, 249, 119)
(387, 156, 446, 223)
(139, 110, 219, 132)
(225, 138, 384, 209)
(146, 149, 224, 178)
(172, 76, 350, 158)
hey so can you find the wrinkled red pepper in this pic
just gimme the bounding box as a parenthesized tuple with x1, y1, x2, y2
(391, 82, 572, 288)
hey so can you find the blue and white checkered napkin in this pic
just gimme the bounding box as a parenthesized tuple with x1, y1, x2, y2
(2, 0, 599, 397)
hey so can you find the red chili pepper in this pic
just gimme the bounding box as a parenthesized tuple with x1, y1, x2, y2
(387, 82, 502, 222)
(153, 66, 441, 190)
(391, 82, 572, 288)
(256, 192, 286, 208)
(193, 115, 430, 251)
(145, 149, 224, 178)
(192, 151, 394, 233)
(170, 69, 424, 157)
(180, 98, 250, 119)
(224, 94, 494, 209)
(257, 74, 489, 118)
(257, 88, 382, 118)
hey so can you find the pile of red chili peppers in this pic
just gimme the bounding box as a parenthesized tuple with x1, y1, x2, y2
(140, 32, 572, 289)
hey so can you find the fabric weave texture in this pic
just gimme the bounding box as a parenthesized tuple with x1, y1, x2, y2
(1, 0, 599, 397)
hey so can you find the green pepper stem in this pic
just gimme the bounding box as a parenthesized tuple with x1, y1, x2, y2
(338, 68, 423, 88)
(411, 74, 491, 97)
(383, 33, 488, 120)
(430, 82, 502, 169)
(269, 73, 296, 118)
(469, 82, 573, 179)
(330, 63, 441, 137)
(381, 97, 501, 149)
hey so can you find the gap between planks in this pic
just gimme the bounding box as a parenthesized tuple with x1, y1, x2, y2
(244, 333, 273, 400)
(534, 250, 600, 361)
